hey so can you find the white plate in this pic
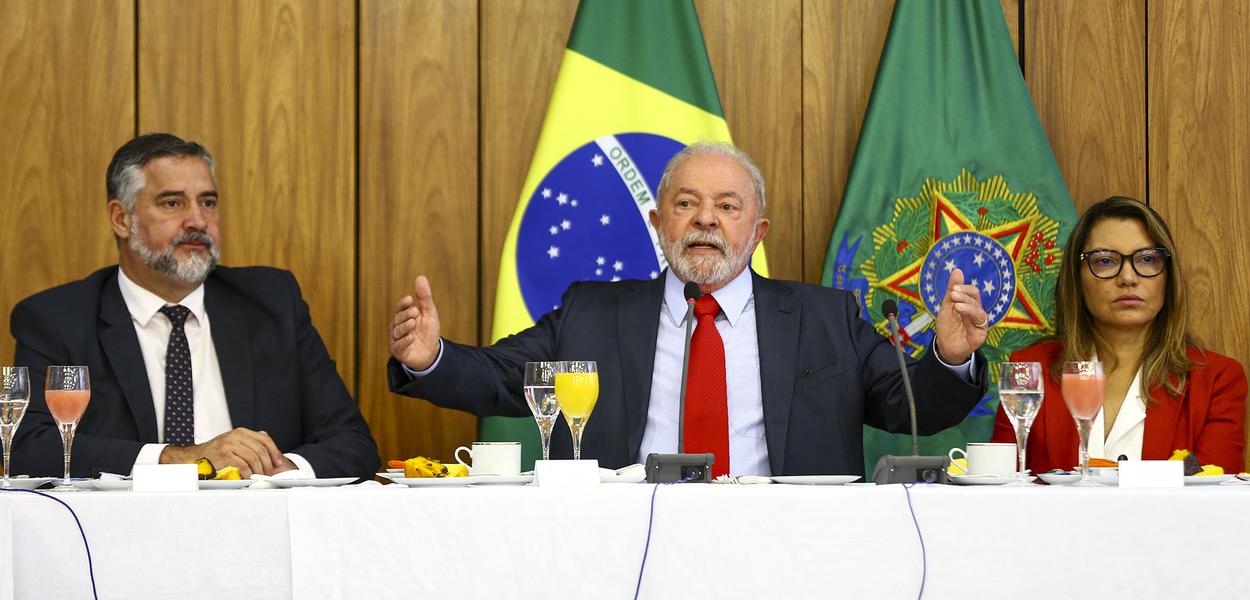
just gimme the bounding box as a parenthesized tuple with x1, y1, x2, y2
(92, 479, 134, 491)
(1185, 474, 1235, 485)
(376, 472, 403, 481)
(469, 474, 534, 486)
(770, 475, 861, 485)
(1038, 472, 1081, 485)
(266, 477, 357, 489)
(389, 477, 472, 487)
(199, 479, 253, 490)
(2, 477, 57, 490)
(948, 474, 1036, 486)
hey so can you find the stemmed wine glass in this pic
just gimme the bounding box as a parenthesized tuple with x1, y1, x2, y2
(45, 366, 91, 491)
(998, 362, 1043, 485)
(523, 362, 562, 461)
(1, 366, 31, 488)
(554, 361, 598, 461)
(1062, 361, 1105, 486)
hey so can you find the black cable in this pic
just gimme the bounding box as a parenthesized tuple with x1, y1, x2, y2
(0, 488, 99, 599)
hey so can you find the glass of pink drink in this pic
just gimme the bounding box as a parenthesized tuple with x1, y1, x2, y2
(45, 366, 90, 491)
(1061, 361, 1105, 486)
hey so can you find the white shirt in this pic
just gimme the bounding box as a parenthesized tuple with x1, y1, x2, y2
(1087, 367, 1147, 461)
(118, 269, 314, 474)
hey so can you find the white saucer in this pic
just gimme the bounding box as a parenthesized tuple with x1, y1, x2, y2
(771, 475, 861, 485)
(1185, 474, 1235, 485)
(266, 477, 357, 489)
(199, 479, 253, 490)
(389, 477, 472, 487)
(948, 474, 1036, 486)
(1, 477, 57, 490)
(469, 474, 534, 486)
(1038, 472, 1081, 485)
(91, 479, 134, 491)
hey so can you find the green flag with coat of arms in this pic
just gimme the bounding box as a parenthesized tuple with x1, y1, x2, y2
(821, 0, 1078, 477)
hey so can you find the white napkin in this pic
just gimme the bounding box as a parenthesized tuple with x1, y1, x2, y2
(599, 464, 646, 483)
(248, 468, 316, 489)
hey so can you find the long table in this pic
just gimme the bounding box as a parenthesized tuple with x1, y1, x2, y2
(3, 481, 1248, 599)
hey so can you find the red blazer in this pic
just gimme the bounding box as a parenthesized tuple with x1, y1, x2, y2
(991, 340, 1246, 473)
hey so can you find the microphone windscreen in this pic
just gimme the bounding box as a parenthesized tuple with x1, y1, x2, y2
(882, 299, 899, 317)
(683, 282, 702, 302)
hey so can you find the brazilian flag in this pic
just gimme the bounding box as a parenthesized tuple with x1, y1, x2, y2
(482, 0, 768, 467)
(820, 0, 1078, 477)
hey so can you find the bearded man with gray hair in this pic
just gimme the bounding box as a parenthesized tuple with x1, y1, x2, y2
(10, 133, 377, 480)
(388, 142, 990, 477)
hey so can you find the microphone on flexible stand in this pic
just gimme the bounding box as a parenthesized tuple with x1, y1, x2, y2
(645, 281, 715, 483)
(871, 299, 950, 484)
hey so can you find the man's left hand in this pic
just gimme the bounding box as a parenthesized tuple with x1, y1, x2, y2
(934, 268, 989, 364)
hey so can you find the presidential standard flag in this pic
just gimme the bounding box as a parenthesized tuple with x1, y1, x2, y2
(481, 0, 767, 465)
(821, 0, 1078, 476)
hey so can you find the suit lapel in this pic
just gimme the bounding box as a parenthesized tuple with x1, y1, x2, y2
(619, 277, 663, 460)
(98, 272, 160, 442)
(753, 272, 799, 475)
(205, 277, 256, 429)
(1142, 387, 1182, 460)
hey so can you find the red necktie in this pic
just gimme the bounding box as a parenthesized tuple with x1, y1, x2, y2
(684, 294, 730, 477)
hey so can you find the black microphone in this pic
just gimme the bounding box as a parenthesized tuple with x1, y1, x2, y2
(676, 282, 701, 452)
(872, 299, 949, 484)
(645, 281, 714, 483)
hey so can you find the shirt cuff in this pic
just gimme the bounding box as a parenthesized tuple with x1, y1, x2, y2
(400, 338, 445, 379)
(284, 453, 316, 476)
(133, 443, 169, 473)
(932, 340, 976, 383)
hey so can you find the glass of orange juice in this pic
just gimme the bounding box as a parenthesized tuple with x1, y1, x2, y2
(46, 366, 90, 491)
(1061, 361, 1105, 486)
(554, 361, 598, 461)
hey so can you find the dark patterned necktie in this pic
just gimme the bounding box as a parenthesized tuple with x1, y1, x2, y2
(159, 304, 195, 445)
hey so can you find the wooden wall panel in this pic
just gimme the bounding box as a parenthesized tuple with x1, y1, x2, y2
(800, 0, 896, 284)
(480, 0, 578, 345)
(1026, 0, 1147, 212)
(698, 0, 804, 282)
(137, 0, 357, 387)
(360, 0, 478, 463)
(0, 0, 132, 364)
(1147, 0, 1250, 460)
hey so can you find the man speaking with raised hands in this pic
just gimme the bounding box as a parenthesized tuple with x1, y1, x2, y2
(388, 142, 988, 477)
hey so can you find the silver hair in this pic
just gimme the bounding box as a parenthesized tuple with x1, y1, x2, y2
(655, 141, 766, 217)
(106, 133, 215, 210)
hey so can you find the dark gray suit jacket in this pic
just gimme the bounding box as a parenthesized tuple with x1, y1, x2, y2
(11, 266, 378, 479)
(388, 271, 985, 476)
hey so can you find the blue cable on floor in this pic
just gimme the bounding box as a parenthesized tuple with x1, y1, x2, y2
(901, 483, 927, 600)
(0, 487, 99, 600)
(633, 474, 698, 600)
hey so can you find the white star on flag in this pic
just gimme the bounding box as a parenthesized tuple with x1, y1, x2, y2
(571, 199, 579, 207)
(547, 246, 559, 259)
(925, 283, 933, 293)
(561, 219, 571, 230)
(596, 256, 606, 266)
(591, 154, 604, 167)
(595, 268, 603, 276)
(611, 276, 621, 282)
(944, 259, 956, 272)
(541, 188, 552, 198)
(600, 214, 611, 225)
(982, 280, 995, 294)
(613, 260, 623, 271)
(557, 193, 568, 205)
(973, 254, 985, 267)
(650, 271, 659, 279)
(548, 225, 558, 235)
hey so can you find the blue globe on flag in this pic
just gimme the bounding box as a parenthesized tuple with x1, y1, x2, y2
(516, 133, 683, 321)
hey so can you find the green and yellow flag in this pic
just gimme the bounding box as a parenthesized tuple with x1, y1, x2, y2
(482, 0, 767, 466)
(821, 0, 1077, 477)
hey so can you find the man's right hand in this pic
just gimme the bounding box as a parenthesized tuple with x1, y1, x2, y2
(159, 427, 288, 478)
(390, 275, 442, 372)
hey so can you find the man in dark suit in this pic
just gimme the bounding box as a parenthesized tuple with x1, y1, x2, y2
(387, 142, 989, 476)
(11, 133, 377, 479)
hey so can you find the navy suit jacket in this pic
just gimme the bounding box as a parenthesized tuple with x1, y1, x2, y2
(10, 266, 378, 479)
(389, 271, 985, 476)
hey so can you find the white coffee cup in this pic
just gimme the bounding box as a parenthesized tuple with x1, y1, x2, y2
(948, 442, 1017, 477)
(455, 441, 522, 475)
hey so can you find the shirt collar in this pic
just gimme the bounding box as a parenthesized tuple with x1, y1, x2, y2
(662, 267, 753, 328)
(117, 267, 207, 327)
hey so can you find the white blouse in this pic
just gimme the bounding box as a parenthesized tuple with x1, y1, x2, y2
(1086, 367, 1147, 461)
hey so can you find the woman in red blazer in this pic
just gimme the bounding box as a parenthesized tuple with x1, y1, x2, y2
(991, 197, 1246, 473)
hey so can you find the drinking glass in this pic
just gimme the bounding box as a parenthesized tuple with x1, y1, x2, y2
(554, 361, 598, 461)
(523, 362, 562, 461)
(998, 362, 1043, 485)
(45, 366, 91, 491)
(1061, 361, 1105, 486)
(0, 366, 31, 488)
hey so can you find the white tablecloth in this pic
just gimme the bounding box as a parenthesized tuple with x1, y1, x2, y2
(4, 482, 1249, 599)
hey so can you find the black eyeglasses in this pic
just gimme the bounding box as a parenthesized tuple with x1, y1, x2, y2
(1078, 247, 1171, 279)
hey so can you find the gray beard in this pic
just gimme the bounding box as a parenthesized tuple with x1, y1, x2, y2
(128, 220, 219, 283)
(659, 228, 754, 286)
